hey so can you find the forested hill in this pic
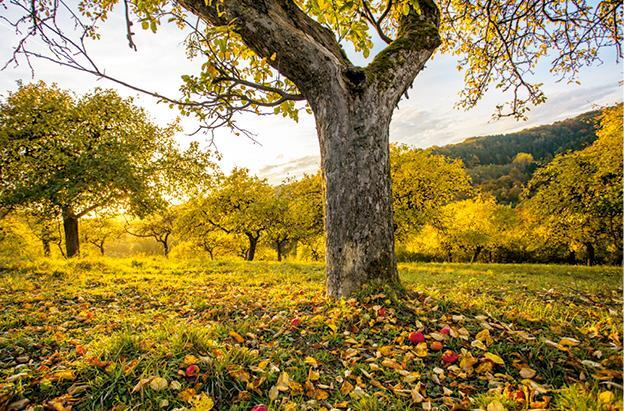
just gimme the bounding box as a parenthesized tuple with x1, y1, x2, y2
(430, 110, 600, 204)
(432, 110, 599, 167)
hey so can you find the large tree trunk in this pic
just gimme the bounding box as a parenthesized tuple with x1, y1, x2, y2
(62, 207, 80, 258)
(180, 0, 440, 297)
(315, 90, 399, 297)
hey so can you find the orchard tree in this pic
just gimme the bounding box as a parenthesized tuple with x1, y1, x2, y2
(125, 209, 177, 257)
(25, 213, 63, 257)
(436, 196, 512, 263)
(267, 173, 324, 261)
(390, 145, 472, 239)
(523, 104, 623, 265)
(0, 82, 215, 257)
(4, 0, 621, 295)
(197, 168, 274, 261)
(81, 217, 122, 256)
(177, 200, 232, 259)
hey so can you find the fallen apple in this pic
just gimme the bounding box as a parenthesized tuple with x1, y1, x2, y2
(251, 405, 268, 411)
(185, 364, 200, 377)
(408, 331, 425, 344)
(377, 307, 387, 317)
(440, 325, 451, 335)
(430, 341, 444, 351)
(442, 350, 459, 364)
(291, 318, 301, 327)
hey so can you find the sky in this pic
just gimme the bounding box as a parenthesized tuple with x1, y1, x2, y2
(1, 4, 622, 183)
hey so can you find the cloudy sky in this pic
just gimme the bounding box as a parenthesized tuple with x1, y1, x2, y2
(1, 4, 621, 183)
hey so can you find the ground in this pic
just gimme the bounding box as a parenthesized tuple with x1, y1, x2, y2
(0, 258, 622, 411)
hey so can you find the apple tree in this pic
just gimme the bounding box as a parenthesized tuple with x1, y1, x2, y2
(0, 82, 215, 257)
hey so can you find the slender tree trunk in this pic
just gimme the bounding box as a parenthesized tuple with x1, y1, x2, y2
(98, 242, 105, 256)
(276, 237, 288, 262)
(314, 91, 399, 297)
(161, 241, 169, 258)
(42, 240, 51, 257)
(585, 243, 595, 266)
(471, 246, 483, 263)
(203, 244, 214, 260)
(246, 233, 259, 261)
(62, 206, 80, 258)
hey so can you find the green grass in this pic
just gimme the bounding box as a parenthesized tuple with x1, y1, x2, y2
(0, 257, 621, 410)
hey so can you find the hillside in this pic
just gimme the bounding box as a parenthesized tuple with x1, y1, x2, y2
(431, 110, 600, 204)
(432, 110, 599, 167)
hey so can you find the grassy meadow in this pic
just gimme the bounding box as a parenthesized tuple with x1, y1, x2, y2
(0, 258, 621, 410)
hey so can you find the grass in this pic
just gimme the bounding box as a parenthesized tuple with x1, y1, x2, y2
(0, 257, 621, 410)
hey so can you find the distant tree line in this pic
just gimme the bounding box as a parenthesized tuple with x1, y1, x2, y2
(432, 111, 599, 204)
(0, 83, 621, 265)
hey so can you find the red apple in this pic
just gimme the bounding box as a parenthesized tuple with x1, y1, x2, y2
(408, 331, 425, 344)
(430, 341, 444, 352)
(185, 364, 200, 377)
(440, 325, 451, 335)
(442, 350, 459, 364)
(377, 307, 387, 317)
(291, 318, 301, 327)
(251, 405, 268, 411)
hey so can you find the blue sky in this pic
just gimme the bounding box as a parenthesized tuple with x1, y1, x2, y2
(1, 5, 621, 183)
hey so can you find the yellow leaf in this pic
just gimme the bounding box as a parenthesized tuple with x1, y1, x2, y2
(459, 352, 478, 371)
(486, 399, 507, 411)
(268, 385, 279, 401)
(378, 346, 394, 356)
(326, 321, 337, 332)
(304, 356, 319, 367)
(52, 370, 75, 381)
(559, 337, 580, 347)
(315, 388, 329, 400)
(340, 380, 354, 395)
(183, 354, 199, 366)
(484, 353, 505, 365)
(599, 391, 614, 404)
(179, 388, 197, 402)
(288, 380, 303, 393)
(190, 392, 214, 411)
(270, 52, 277, 61)
(149, 377, 168, 391)
(276, 371, 290, 391)
(132, 378, 151, 394)
(471, 340, 488, 350)
(475, 329, 493, 346)
(229, 331, 244, 344)
(519, 367, 536, 379)
(381, 358, 403, 370)
(414, 342, 428, 357)
(403, 372, 420, 383)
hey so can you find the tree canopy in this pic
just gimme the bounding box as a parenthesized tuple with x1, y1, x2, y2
(0, 82, 216, 256)
(4, 0, 621, 126)
(523, 104, 623, 265)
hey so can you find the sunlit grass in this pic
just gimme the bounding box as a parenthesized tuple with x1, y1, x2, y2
(0, 257, 621, 410)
